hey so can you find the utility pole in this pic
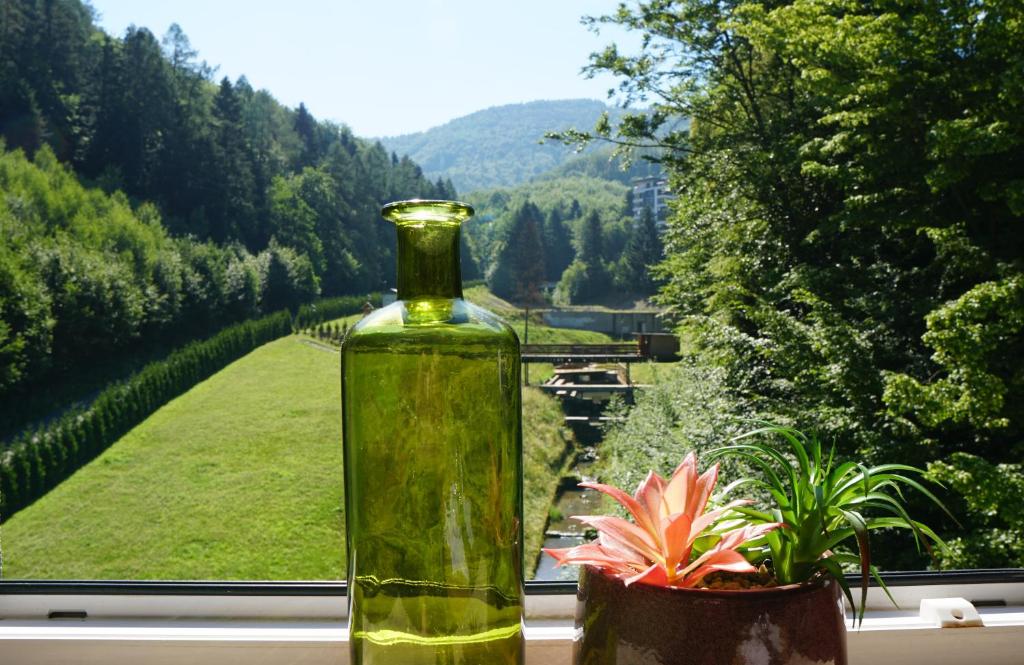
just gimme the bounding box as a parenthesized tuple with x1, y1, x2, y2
(523, 306, 530, 386)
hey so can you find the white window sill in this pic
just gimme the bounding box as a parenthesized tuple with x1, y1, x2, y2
(3, 578, 1023, 664)
(2, 609, 1023, 664)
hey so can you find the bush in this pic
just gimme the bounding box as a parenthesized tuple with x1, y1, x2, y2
(553, 259, 610, 305)
(292, 294, 377, 331)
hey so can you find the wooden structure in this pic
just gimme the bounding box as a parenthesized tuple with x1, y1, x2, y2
(633, 332, 680, 361)
(521, 343, 643, 364)
(538, 365, 649, 402)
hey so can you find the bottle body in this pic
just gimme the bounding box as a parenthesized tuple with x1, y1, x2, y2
(341, 201, 524, 665)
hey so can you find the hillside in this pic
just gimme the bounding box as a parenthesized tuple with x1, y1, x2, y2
(380, 100, 625, 192)
(463, 176, 632, 283)
(545, 146, 663, 184)
(0, 1, 444, 434)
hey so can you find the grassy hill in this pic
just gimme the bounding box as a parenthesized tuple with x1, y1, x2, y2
(2, 324, 579, 580)
(380, 99, 625, 192)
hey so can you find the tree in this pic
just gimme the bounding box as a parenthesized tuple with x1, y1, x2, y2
(615, 207, 662, 296)
(261, 241, 319, 312)
(577, 210, 604, 265)
(550, 0, 1024, 567)
(209, 77, 257, 244)
(268, 173, 322, 272)
(293, 102, 321, 169)
(554, 211, 612, 305)
(543, 208, 574, 283)
(91, 27, 175, 196)
(487, 201, 546, 304)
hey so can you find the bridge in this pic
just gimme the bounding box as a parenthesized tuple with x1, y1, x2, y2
(520, 343, 644, 364)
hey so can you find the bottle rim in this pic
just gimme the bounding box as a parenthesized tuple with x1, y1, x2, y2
(382, 199, 474, 225)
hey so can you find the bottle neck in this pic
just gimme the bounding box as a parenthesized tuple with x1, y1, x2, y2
(396, 222, 463, 300)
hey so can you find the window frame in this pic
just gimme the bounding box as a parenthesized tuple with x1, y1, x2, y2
(1, 569, 1022, 618)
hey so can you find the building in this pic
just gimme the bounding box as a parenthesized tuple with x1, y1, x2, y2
(631, 176, 675, 229)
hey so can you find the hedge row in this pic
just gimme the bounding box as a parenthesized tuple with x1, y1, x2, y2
(0, 292, 382, 520)
(292, 293, 379, 332)
(0, 309, 300, 519)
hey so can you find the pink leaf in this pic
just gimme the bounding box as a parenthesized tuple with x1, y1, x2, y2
(686, 464, 719, 521)
(542, 543, 638, 575)
(580, 481, 659, 537)
(679, 550, 757, 588)
(663, 452, 697, 516)
(662, 512, 693, 575)
(624, 562, 669, 587)
(634, 471, 668, 535)
(576, 515, 663, 564)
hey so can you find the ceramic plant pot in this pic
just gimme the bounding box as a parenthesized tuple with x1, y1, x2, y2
(574, 565, 847, 665)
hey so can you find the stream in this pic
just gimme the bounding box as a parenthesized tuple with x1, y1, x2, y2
(533, 453, 602, 581)
(533, 366, 628, 581)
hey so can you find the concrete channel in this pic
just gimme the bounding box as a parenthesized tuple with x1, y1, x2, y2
(532, 365, 631, 581)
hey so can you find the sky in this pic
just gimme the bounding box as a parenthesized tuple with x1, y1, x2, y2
(87, 0, 640, 138)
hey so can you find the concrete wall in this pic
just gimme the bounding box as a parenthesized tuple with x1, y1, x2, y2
(540, 309, 666, 337)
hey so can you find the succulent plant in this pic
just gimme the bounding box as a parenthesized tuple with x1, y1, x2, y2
(543, 452, 780, 588)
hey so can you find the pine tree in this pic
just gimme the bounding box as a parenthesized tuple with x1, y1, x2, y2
(616, 207, 663, 295)
(293, 102, 320, 168)
(487, 201, 546, 304)
(543, 208, 574, 282)
(557, 210, 611, 304)
(578, 211, 604, 264)
(568, 198, 583, 220)
(210, 77, 257, 244)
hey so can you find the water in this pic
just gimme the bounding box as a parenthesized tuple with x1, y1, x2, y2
(533, 452, 605, 582)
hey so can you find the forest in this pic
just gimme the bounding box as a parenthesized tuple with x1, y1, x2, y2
(0, 0, 448, 434)
(554, 0, 1024, 569)
(381, 99, 628, 192)
(465, 175, 663, 306)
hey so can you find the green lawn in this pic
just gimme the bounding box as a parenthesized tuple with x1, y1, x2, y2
(3, 334, 573, 580)
(3, 336, 345, 579)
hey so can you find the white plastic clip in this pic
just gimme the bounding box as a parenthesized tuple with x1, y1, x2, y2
(919, 597, 984, 628)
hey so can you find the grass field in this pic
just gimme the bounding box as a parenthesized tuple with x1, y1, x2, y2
(2, 334, 573, 580)
(3, 336, 345, 579)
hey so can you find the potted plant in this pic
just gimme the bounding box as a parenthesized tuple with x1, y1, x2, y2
(544, 425, 949, 665)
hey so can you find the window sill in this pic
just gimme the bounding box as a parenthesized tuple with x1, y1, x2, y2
(3, 573, 1022, 664)
(2, 609, 1023, 665)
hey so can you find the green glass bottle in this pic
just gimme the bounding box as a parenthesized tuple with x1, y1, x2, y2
(341, 200, 524, 665)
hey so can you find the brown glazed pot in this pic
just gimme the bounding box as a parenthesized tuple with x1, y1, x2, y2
(574, 565, 848, 665)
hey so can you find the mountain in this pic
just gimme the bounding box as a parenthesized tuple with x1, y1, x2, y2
(380, 99, 626, 192)
(541, 146, 664, 185)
